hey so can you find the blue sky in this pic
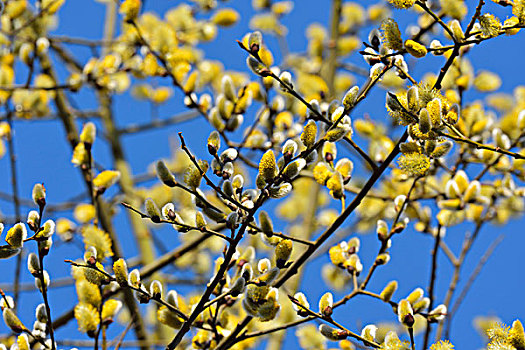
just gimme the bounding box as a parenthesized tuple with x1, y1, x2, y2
(1, 0, 525, 349)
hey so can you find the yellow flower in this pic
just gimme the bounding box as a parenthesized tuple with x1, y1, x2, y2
(387, 0, 416, 9)
(74, 203, 96, 223)
(405, 40, 427, 58)
(81, 225, 113, 262)
(212, 8, 240, 27)
(259, 150, 277, 182)
(479, 13, 502, 38)
(398, 152, 431, 177)
(119, 0, 141, 22)
(380, 18, 403, 51)
(430, 340, 454, 350)
(74, 302, 99, 334)
(93, 170, 121, 191)
(301, 120, 317, 148)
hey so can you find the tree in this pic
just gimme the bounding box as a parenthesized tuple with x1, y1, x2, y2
(0, 0, 524, 349)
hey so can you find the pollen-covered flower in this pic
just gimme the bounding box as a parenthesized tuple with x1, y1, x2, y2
(479, 13, 502, 38)
(82, 225, 113, 262)
(398, 152, 430, 177)
(380, 18, 403, 51)
(259, 150, 277, 182)
(74, 302, 99, 335)
(509, 319, 525, 349)
(119, 0, 141, 22)
(387, 0, 416, 9)
(430, 340, 455, 350)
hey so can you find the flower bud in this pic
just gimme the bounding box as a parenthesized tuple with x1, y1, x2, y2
(38, 220, 55, 238)
(386, 92, 403, 112)
(156, 160, 176, 187)
(509, 319, 525, 349)
(319, 292, 333, 317)
(35, 304, 47, 323)
(428, 304, 447, 322)
(80, 122, 96, 146)
(282, 139, 298, 160)
(248, 31, 262, 53)
(301, 120, 317, 148)
(279, 71, 292, 90)
(404, 39, 427, 58)
(113, 258, 128, 286)
(207, 131, 221, 155)
(375, 253, 390, 265)
(2, 308, 26, 333)
(157, 306, 183, 329)
(361, 324, 377, 342)
(450, 20, 464, 41)
(380, 280, 397, 302)
(431, 141, 453, 158)
(397, 299, 415, 327)
(406, 287, 424, 305)
(166, 290, 179, 308)
(6, 223, 27, 248)
(229, 277, 246, 297)
(101, 299, 122, 324)
(27, 253, 40, 277)
(144, 198, 161, 223)
(221, 75, 236, 101)
(149, 280, 163, 299)
(376, 220, 389, 241)
(247, 56, 268, 76)
(93, 170, 120, 192)
(35, 270, 50, 292)
(282, 159, 306, 180)
(269, 182, 292, 198)
(84, 246, 97, 265)
(258, 267, 280, 285)
(464, 180, 481, 202)
(128, 268, 141, 288)
(241, 263, 254, 281)
(412, 297, 430, 313)
(327, 172, 344, 200)
(32, 183, 46, 208)
(394, 195, 406, 212)
(343, 86, 359, 109)
(419, 108, 432, 134)
(319, 324, 348, 341)
(275, 239, 293, 268)
(292, 292, 310, 317)
(27, 210, 40, 232)
(257, 258, 271, 274)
